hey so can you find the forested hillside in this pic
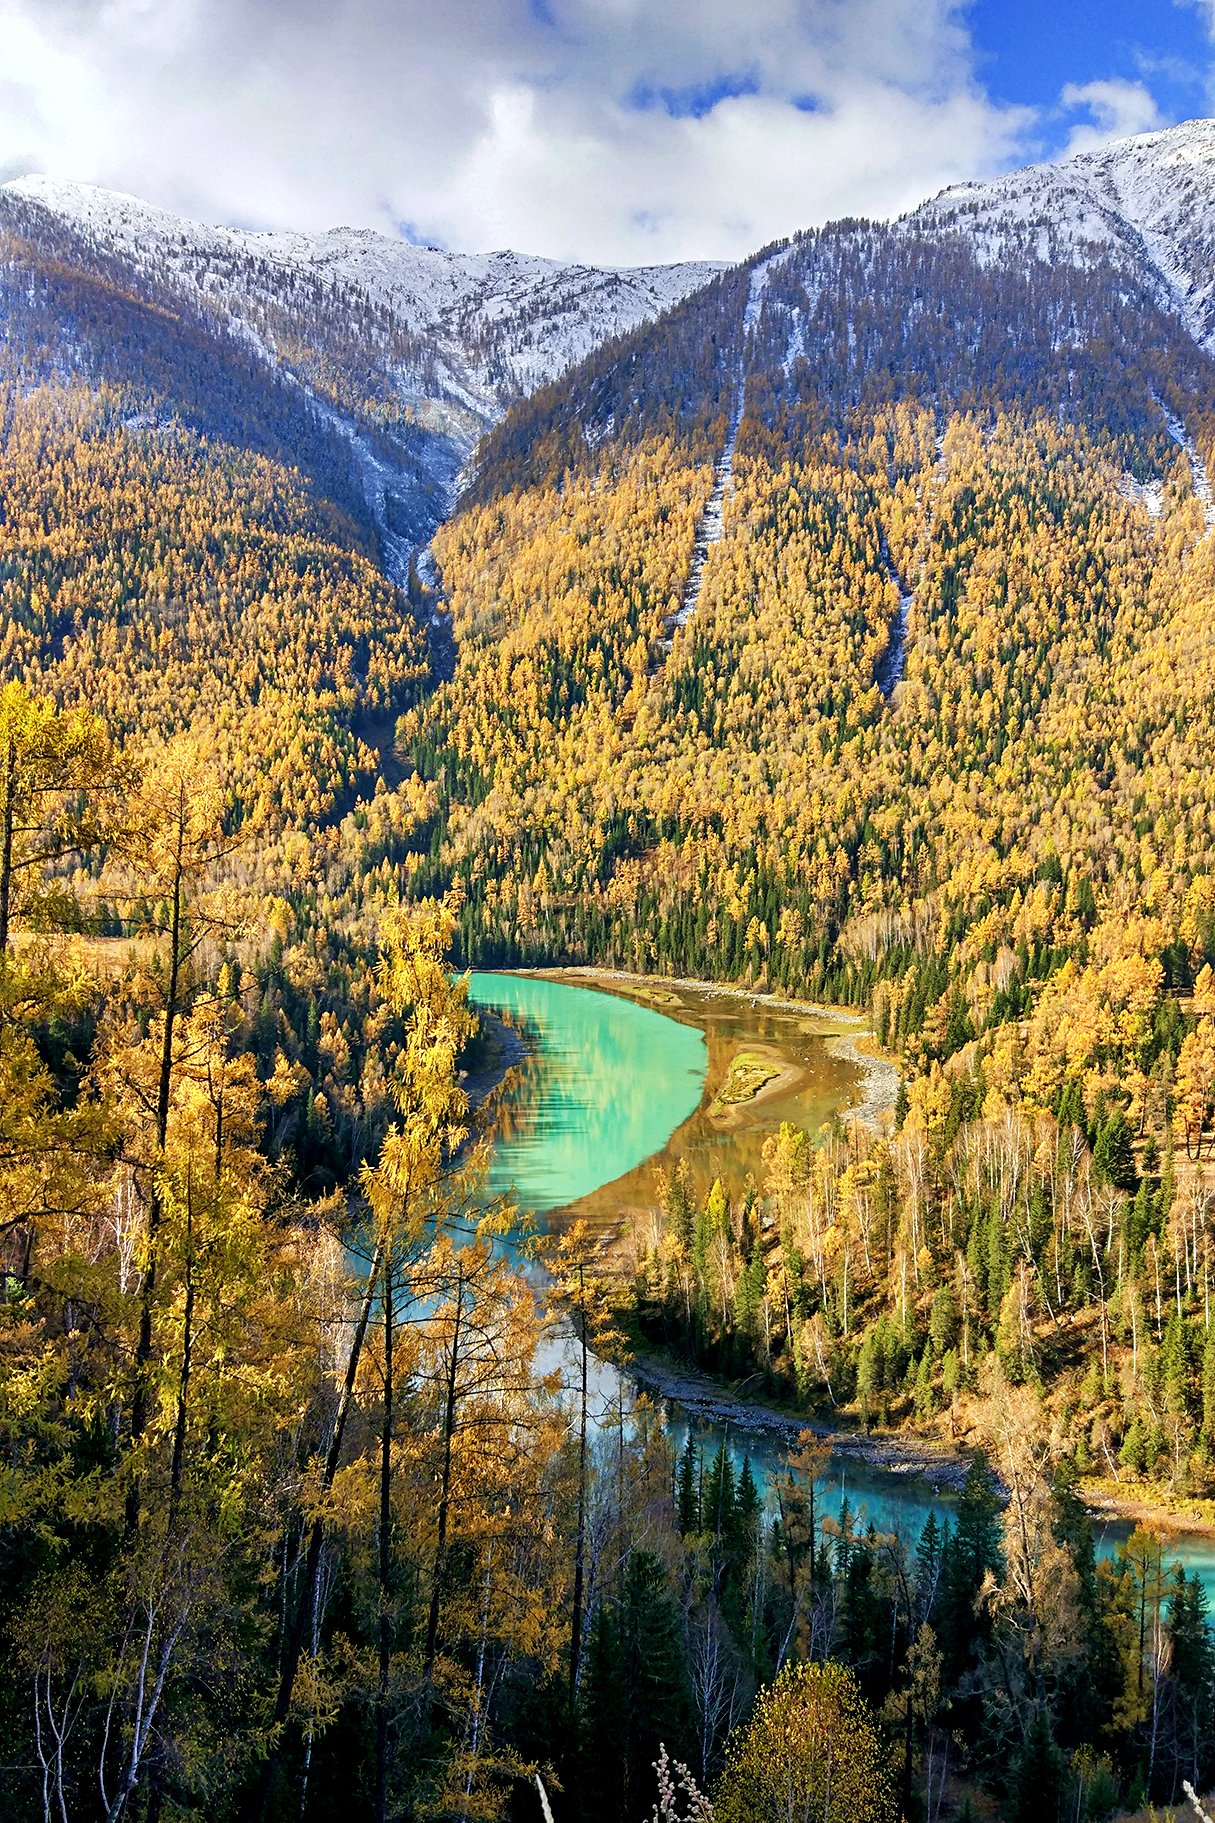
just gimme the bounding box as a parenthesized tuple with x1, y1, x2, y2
(415, 216, 1215, 982)
(404, 179, 1215, 1510)
(0, 176, 721, 561)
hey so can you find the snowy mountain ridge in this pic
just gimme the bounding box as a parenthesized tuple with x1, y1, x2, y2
(912, 116, 1215, 347)
(11, 118, 1215, 408)
(8, 120, 1215, 576)
(0, 173, 722, 571)
(0, 174, 723, 411)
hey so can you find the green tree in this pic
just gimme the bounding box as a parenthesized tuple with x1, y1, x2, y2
(581, 1552, 690, 1823)
(1093, 1111, 1135, 1192)
(938, 1452, 1002, 1676)
(915, 1347, 938, 1420)
(1008, 1709, 1065, 1823)
(930, 1284, 960, 1357)
(1202, 1326, 1215, 1445)
(676, 1438, 702, 1537)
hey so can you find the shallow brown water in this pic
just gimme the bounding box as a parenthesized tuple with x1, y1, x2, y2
(537, 973, 861, 1230)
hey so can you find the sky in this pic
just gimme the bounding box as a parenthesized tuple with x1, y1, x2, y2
(0, 0, 1213, 266)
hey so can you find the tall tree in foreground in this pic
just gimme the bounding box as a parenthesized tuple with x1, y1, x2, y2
(104, 732, 246, 1525)
(0, 680, 112, 962)
(259, 898, 473, 1821)
(0, 682, 114, 1271)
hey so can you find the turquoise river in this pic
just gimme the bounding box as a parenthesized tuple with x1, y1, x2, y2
(467, 971, 1215, 1600)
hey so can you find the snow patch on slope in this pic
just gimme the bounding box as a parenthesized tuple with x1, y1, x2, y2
(1121, 474, 1165, 521)
(1165, 412, 1215, 535)
(666, 246, 796, 641)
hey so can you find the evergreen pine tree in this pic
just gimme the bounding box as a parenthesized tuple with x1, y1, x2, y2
(1167, 1570, 1215, 1796)
(1094, 1110, 1136, 1191)
(676, 1437, 701, 1536)
(915, 1345, 938, 1419)
(1201, 1327, 1215, 1444)
(938, 1454, 1002, 1677)
(1009, 1709, 1064, 1823)
(915, 1512, 943, 1626)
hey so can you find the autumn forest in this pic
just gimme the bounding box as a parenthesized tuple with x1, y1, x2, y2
(5, 147, 1215, 1823)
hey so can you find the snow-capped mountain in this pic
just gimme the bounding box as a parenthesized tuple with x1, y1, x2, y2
(1, 176, 722, 412)
(0, 174, 722, 571)
(912, 116, 1215, 346)
(9, 120, 1215, 581)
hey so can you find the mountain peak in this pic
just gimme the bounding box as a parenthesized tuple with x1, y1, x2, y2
(908, 113, 1215, 347)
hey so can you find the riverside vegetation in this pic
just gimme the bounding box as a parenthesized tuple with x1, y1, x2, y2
(2, 691, 1214, 1823)
(5, 173, 1215, 1821)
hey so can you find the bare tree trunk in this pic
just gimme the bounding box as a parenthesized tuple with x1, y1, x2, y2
(375, 1259, 394, 1823)
(167, 1163, 195, 1531)
(127, 815, 186, 1535)
(423, 1265, 465, 1689)
(257, 1235, 387, 1821)
(569, 1269, 588, 1704)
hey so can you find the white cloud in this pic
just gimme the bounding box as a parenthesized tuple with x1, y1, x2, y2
(1059, 78, 1164, 157)
(0, 0, 1037, 262)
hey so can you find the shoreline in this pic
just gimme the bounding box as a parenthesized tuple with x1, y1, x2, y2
(525, 962, 867, 1026)
(462, 1008, 529, 1113)
(620, 1345, 974, 1493)
(1082, 1485, 1215, 1540)
(470, 968, 1215, 1542)
(514, 964, 900, 1131)
(622, 1345, 1215, 1536)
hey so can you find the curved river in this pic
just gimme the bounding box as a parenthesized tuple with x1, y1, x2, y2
(468, 971, 1215, 1600)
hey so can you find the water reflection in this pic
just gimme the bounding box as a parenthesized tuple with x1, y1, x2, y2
(468, 972, 707, 1213)
(469, 971, 863, 1228)
(570, 1337, 1215, 1605)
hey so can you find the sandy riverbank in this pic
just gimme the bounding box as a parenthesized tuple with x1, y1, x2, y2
(826, 1031, 901, 1131)
(1082, 1484, 1215, 1539)
(523, 965, 900, 1132)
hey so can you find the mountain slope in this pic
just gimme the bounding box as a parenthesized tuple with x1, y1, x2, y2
(407, 117, 1215, 1007)
(912, 115, 1215, 344)
(0, 175, 721, 567)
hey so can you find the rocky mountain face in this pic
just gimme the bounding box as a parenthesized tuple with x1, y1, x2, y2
(481, 119, 1215, 542)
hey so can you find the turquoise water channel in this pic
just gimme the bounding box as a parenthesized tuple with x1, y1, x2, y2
(468, 971, 708, 1212)
(466, 972, 1215, 1599)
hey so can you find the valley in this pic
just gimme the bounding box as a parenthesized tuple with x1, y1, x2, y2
(7, 111, 1215, 1823)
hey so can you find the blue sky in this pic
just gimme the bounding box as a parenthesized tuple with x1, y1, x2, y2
(971, 0, 1212, 148)
(1, 1, 1213, 263)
